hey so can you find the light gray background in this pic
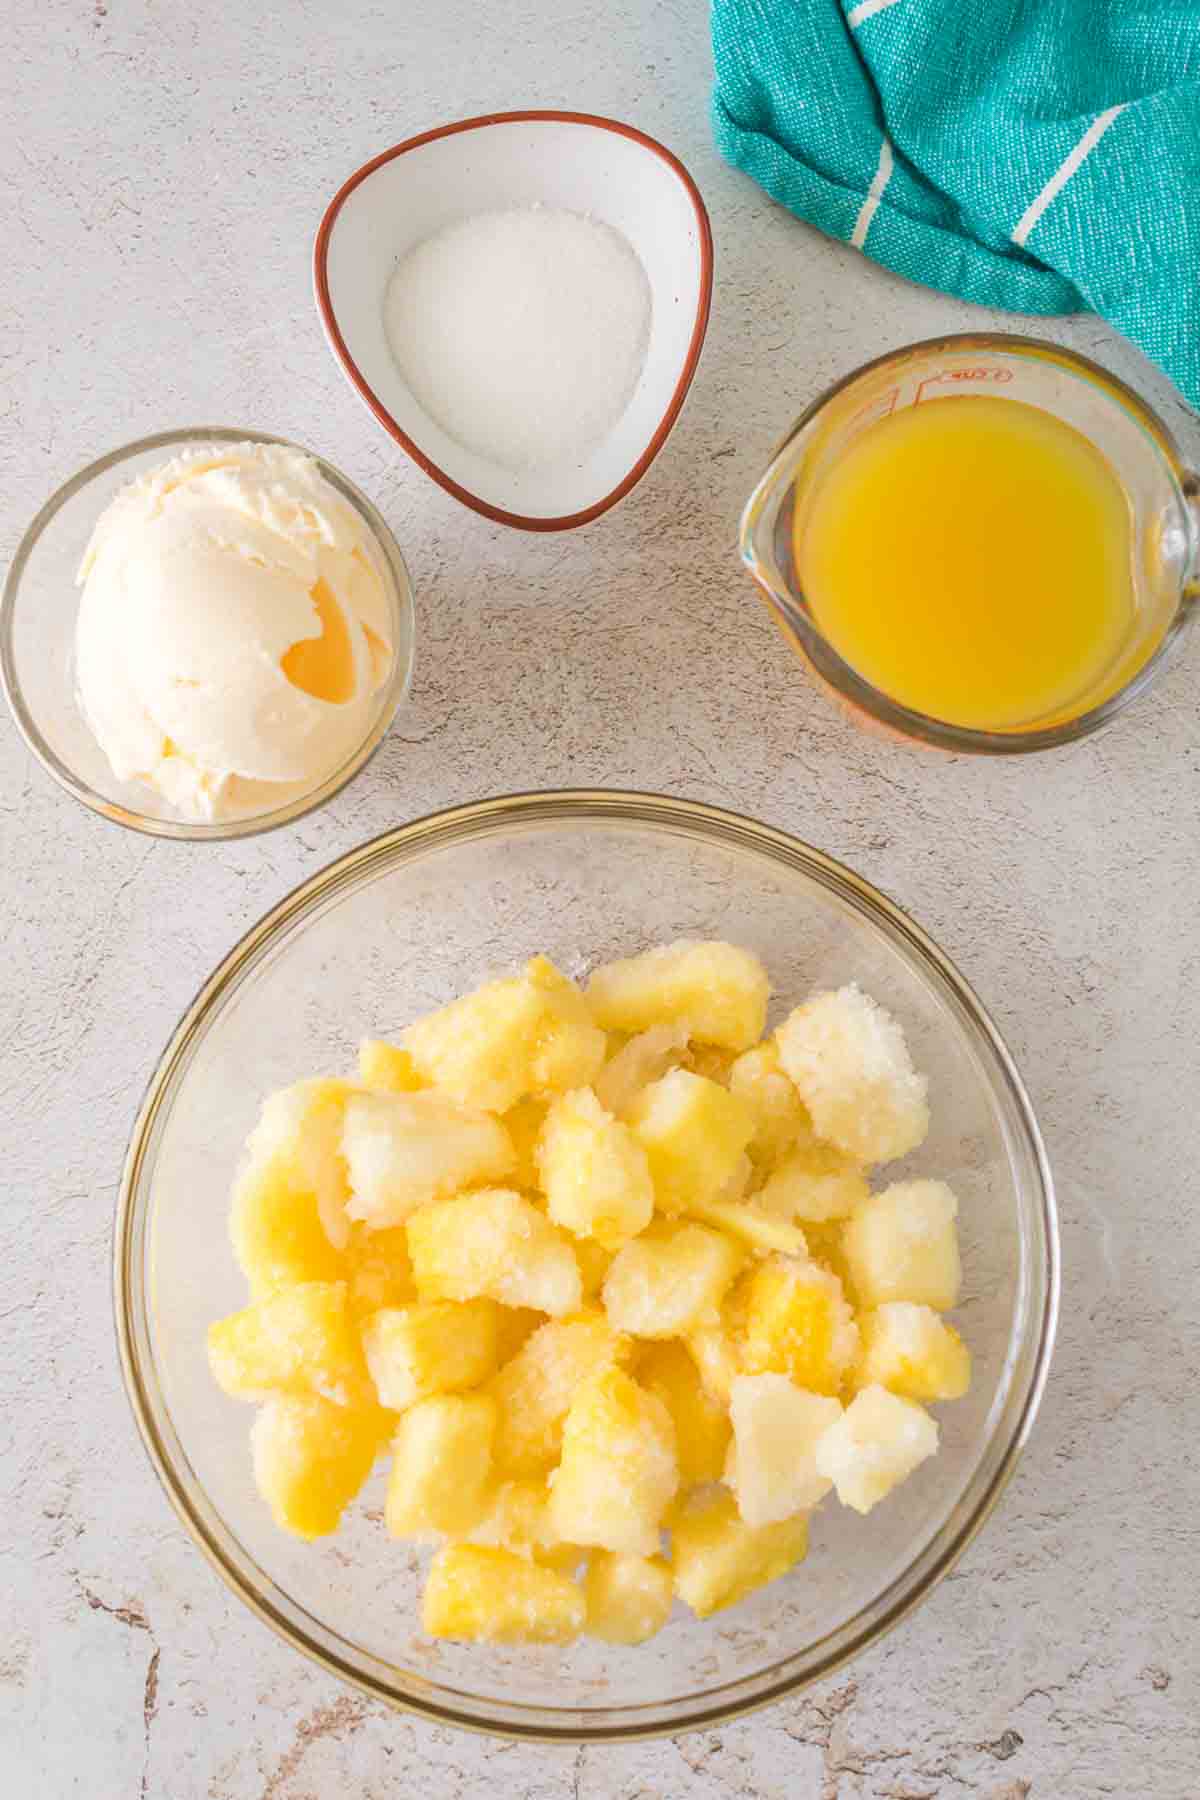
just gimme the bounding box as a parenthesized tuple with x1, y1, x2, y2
(2, 3, 1196, 1796)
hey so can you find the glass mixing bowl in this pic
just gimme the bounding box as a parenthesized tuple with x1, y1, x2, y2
(115, 791, 1058, 1738)
(1, 427, 415, 840)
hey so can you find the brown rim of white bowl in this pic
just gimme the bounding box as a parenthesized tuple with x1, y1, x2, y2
(313, 111, 715, 532)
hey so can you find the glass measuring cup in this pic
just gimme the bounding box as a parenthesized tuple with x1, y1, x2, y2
(740, 334, 1200, 751)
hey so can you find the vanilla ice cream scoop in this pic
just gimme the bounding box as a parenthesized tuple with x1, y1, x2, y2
(74, 441, 395, 821)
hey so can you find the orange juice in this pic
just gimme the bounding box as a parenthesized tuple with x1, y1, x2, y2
(795, 396, 1135, 731)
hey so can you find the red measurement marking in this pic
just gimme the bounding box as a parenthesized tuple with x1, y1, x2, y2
(915, 366, 1014, 403)
(849, 386, 900, 426)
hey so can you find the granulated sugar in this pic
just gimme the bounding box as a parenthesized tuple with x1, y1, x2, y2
(383, 206, 652, 473)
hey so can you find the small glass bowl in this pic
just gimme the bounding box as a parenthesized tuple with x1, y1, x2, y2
(1, 427, 415, 840)
(116, 791, 1058, 1740)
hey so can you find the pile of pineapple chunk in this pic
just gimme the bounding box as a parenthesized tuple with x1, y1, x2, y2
(208, 942, 971, 1648)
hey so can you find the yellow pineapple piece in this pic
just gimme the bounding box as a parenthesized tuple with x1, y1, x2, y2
(593, 1024, 690, 1118)
(231, 1154, 344, 1299)
(626, 1069, 754, 1216)
(231, 1079, 354, 1289)
(466, 1476, 583, 1573)
(853, 1303, 971, 1401)
(251, 1392, 389, 1539)
(490, 1310, 631, 1475)
(357, 1038, 425, 1093)
(342, 1223, 416, 1321)
(385, 1393, 496, 1537)
(638, 1340, 731, 1486)
(422, 1544, 584, 1644)
(586, 940, 769, 1051)
(842, 1180, 962, 1310)
(361, 1299, 499, 1411)
(575, 1237, 616, 1300)
(602, 1220, 744, 1338)
(683, 1194, 809, 1256)
(408, 1188, 581, 1315)
(536, 1087, 654, 1249)
(671, 1489, 808, 1619)
(208, 1281, 365, 1406)
(776, 984, 929, 1164)
(584, 1551, 674, 1644)
(814, 1384, 938, 1513)
(502, 1094, 550, 1190)
(341, 1090, 514, 1229)
(683, 1322, 741, 1407)
(728, 1041, 816, 1166)
(726, 1374, 842, 1525)
(756, 1140, 868, 1224)
(548, 1368, 678, 1555)
(494, 1304, 545, 1364)
(734, 1255, 859, 1395)
(403, 956, 605, 1114)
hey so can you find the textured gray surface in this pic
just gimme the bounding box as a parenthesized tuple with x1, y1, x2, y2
(2, 3, 1197, 1796)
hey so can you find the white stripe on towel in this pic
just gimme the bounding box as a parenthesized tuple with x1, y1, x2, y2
(848, 0, 902, 28)
(851, 138, 895, 248)
(1012, 105, 1127, 247)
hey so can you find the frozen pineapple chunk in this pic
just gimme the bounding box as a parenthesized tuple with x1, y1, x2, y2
(671, 1489, 808, 1619)
(251, 1392, 389, 1539)
(357, 1038, 425, 1093)
(537, 1087, 654, 1248)
(734, 1255, 859, 1395)
(490, 1310, 631, 1475)
(776, 984, 929, 1164)
(602, 1221, 744, 1339)
(854, 1303, 970, 1402)
(594, 1024, 690, 1118)
(814, 1384, 938, 1513)
(343, 1223, 415, 1321)
(231, 1154, 344, 1299)
(502, 1094, 550, 1191)
(627, 1069, 754, 1216)
(341, 1090, 514, 1229)
(208, 1281, 365, 1406)
(422, 1544, 584, 1644)
(639, 1340, 731, 1486)
(756, 1140, 869, 1224)
(231, 1079, 355, 1288)
(728, 1041, 816, 1166)
(684, 1322, 741, 1408)
(726, 1375, 842, 1525)
(385, 1393, 496, 1537)
(549, 1368, 678, 1555)
(585, 1551, 674, 1644)
(587, 940, 769, 1052)
(403, 957, 605, 1114)
(466, 1476, 583, 1573)
(361, 1299, 499, 1411)
(683, 1193, 809, 1256)
(408, 1188, 581, 1315)
(842, 1180, 962, 1310)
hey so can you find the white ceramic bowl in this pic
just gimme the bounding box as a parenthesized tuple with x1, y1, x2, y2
(314, 112, 713, 530)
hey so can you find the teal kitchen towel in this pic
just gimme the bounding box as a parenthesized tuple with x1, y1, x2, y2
(712, 0, 1200, 406)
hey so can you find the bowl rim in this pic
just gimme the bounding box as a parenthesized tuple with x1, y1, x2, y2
(312, 112, 715, 532)
(114, 789, 1059, 1740)
(0, 426, 416, 841)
